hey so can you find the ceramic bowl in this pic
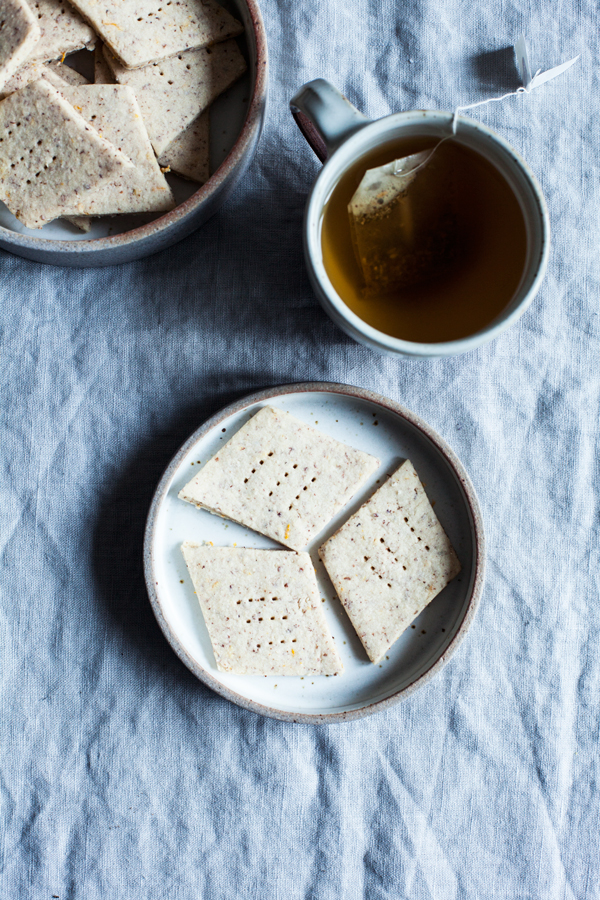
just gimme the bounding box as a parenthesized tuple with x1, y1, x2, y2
(0, 0, 267, 267)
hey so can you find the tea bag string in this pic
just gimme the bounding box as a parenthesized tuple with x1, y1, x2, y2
(392, 86, 529, 178)
(395, 78, 557, 176)
(452, 85, 529, 133)
(392, 37, 578, 180)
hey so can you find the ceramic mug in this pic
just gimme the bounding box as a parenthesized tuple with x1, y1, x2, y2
(290, 79, 550, 358)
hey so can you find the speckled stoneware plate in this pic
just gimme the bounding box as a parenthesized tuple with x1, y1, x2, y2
(144, 383, 485, 723)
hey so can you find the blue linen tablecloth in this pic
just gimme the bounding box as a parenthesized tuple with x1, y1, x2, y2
(1, 1, 599, 897)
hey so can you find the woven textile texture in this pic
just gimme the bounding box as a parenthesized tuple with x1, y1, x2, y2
(0, 1, 598, 897)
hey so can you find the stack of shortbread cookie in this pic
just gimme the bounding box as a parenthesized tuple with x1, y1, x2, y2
(179, 406, 461, 677)
(0, 0, 246, 229)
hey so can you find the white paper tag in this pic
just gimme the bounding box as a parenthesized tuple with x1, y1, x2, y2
(514, 34, 579, 92)
(450, 35, 579, 131)
(368, 34, 580, 187)
(514, 35, 534, 89)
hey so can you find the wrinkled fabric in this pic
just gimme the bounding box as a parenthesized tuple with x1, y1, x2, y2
(1, 1, 599, 898)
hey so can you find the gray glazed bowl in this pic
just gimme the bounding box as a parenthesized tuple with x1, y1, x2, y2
(0, 0, 267, 267)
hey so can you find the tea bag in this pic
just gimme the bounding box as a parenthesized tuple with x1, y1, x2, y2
(348, 148, 458, 296)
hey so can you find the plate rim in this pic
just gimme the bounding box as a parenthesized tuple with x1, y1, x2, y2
(143, 381, 486, 724)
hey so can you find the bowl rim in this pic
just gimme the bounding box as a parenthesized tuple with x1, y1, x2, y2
(304, 111, 550, 358)
(143, 381, 486, 724)
(0, 0, 268, 256)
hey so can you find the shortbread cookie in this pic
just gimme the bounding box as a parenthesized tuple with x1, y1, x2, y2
(57, 84, 175, 215)
(46, 61, 89, 85)
(27, 0, 95, 62)
(0, 78, 132, 228)
(93, 43, 113, 84)
(0, 58, 45, 97)
(179, 406, 380, 551)
(0, 0, 40, 93)
(319, 460, 461, 663)
(104, 39, 246, 155)
(70, 0, 243, 69)
(1, 58, 89, 96)
(157, 110, 209, 183)
(181, 544, 343, 676)
(64, 215, 92, 231)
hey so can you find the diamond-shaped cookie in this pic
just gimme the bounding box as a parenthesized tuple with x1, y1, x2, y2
(71, 0, 243, 69)
(179, 406, 380, 551)
(181, 544, 343, 676)
(319, 460, 461, 663)
(104, 39, 246, 156)
(0, 78, 133, 228)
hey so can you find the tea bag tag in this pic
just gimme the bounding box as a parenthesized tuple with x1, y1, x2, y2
(514, 34, 579, 92)
(451, 35, 579, 132)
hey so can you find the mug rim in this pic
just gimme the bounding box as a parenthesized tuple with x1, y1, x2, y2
(304, 109, 550, 358)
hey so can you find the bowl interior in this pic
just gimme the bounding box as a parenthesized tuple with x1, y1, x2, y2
(0, 0, 253, 243)
(146, 385, 483, 722)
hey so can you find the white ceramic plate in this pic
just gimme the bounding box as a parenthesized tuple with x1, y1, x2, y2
(144, 383, 485, 723)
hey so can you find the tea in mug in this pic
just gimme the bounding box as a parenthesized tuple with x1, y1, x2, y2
(321, 137, 527, 343)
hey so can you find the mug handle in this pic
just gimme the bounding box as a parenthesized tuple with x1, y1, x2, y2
(290, 79, 370, 162)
